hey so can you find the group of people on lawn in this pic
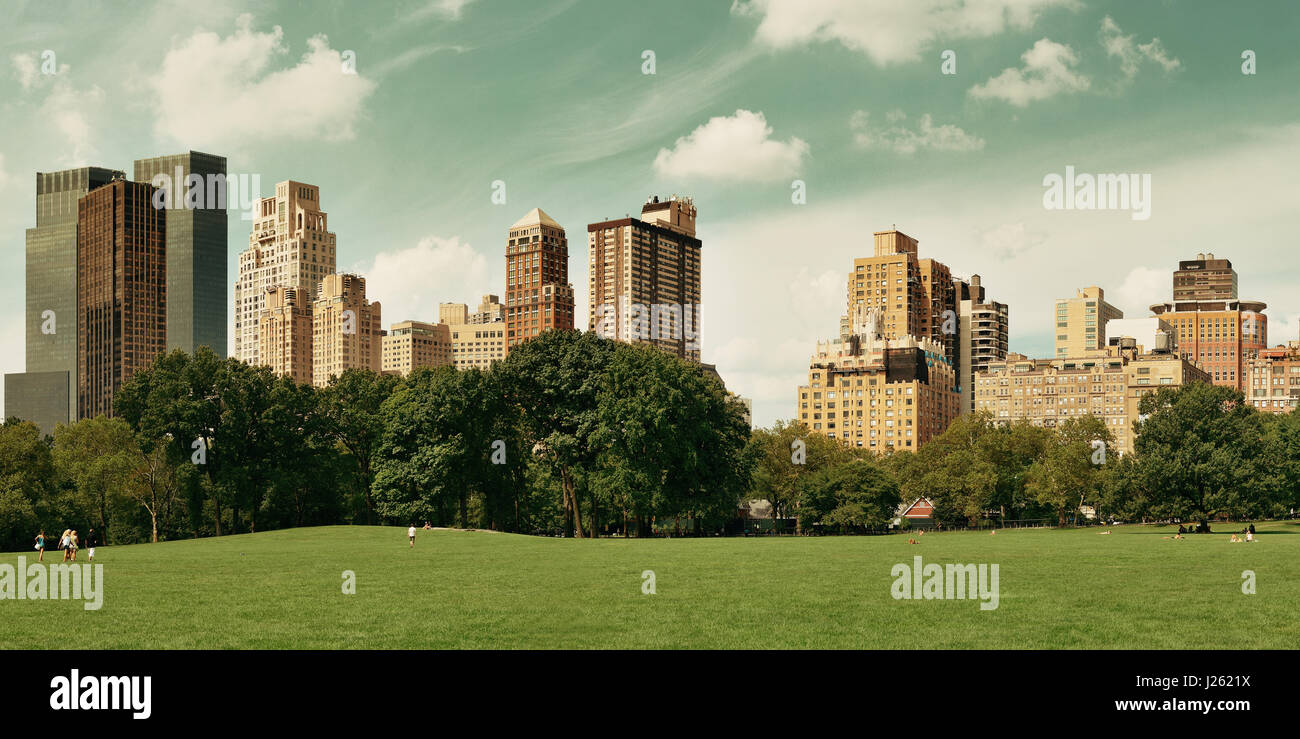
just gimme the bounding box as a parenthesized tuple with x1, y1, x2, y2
(32, 528, 98, 562)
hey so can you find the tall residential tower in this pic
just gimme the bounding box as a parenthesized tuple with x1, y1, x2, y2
(588, 196, 702, 362)
(505, 208, 574, 352)
(234, 181, 336, 365)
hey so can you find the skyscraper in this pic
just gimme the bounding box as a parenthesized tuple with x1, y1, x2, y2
(1149, 253, 1267, 390)
(235, 181, 336, 365)
(76, 178, 167, 419)
(312, 273, 381, 387)
(588, 196, 702, 362)
(505, 208, 574, 352)
(1054, 286, 1123, 358)
(133, 151, 228, 356)
(258, 285, 314, 385)
(956, 274, 1009, 414)
(5, 166, 123, 431)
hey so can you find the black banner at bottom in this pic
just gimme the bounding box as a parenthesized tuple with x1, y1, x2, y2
(0, 649, 1288, 725)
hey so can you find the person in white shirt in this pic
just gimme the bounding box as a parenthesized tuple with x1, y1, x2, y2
(408, 525, 417, 548)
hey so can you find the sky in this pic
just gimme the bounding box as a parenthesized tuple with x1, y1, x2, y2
(1, 0, 1297, 427)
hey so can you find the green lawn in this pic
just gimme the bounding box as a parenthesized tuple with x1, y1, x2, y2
(2, 521, 1297, 649)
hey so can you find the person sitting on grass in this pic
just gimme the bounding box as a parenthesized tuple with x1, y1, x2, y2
(1246, 530, 1254, 543)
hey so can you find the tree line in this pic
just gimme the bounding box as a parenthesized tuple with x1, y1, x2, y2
(1, 339, 1295, 550)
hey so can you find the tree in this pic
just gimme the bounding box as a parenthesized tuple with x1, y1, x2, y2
(902, 413, 998, 525)
(497, 331, 615, 538)
(52, 416, 137, 543)
(1133, 383, 1273, 530)
(1026, 416, 1112, 526)
(128, 442, 191, 542)
(798, 458, 901, 533)
(747, 421, 844, 534)
(319, 369, 399, 524)
(0, 419, 57, 551)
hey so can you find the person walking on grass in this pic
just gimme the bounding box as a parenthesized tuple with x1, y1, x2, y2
(84, 529, 98, 562)
(68, 530, 79, 561)
(34, 531, 45, 562)
(60, 529, 72, 561)
(408, 524, 416, 548)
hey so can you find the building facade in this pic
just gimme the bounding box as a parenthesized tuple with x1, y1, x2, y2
(505, 208, 574, 353)
(5, 166, 124, 430)
(1245, 342, 1300, 414)
(133, 151, 228, 357)
(796, 305, 960, 452)
(312, 273, 381, 386)
(258, 285, 314, 385)
(956, 274, 1009, 414)
(76, 179, 167, 419)
(588, 196, 703, 362)
(1173, 253, 1237, 302)
(235, 181, 336, 365)
(440, 295, 506, 369)
(381, 320, 452, 376)
(1055, 286, 1123, 358)
(1148, 253, 1266, 391)
(974, 341, 1208, 456)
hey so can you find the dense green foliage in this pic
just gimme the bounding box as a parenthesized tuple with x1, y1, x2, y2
(1, 344, 1295, 551)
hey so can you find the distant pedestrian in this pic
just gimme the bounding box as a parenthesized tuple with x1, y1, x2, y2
(84, 529, 98, 561)
(68, 530, 79, 561)
(60, 529, 72, 561)
(408, 524, 416, 548)
(34, 531, 45, 562)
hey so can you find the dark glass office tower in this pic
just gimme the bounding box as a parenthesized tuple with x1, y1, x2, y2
(76, 179, 167, 419)
(4, 166, 123, 432)
(134, 151, 228, 357)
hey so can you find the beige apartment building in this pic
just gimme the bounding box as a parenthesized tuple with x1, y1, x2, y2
(258, 285, 314, 385)
(974, 340, 1208, 455)
(588, 196, 702, 362)
(1054, 286, 1123, 358)
(956, 274, 1009, 414)
(381, 320, 452, 377)
(440, 295, 506, 369)
(796, 305, 960, 452)
(312, 273, 381, 386)
(235, 181, 336, 365)
(1245, 342, 1300, 414)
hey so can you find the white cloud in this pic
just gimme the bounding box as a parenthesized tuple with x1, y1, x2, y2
(978, 222, 1045, 261)
(41, 80, 106, 168)
(1100, 16, 1180, 82)
(408, 0, 478, 22)
(149, 14, 377, 149)
(653, 109, 808, 183)
(1112, 266, 1168, 317)
(851, 109, 984, 155)
(731, 0, 1077, 66)
(358, 236, 491, 327)
(969, 38, 1090, 106)
(11, 53, 39, 90)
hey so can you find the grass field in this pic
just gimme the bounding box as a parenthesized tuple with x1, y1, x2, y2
(2, 521, 1298, 649)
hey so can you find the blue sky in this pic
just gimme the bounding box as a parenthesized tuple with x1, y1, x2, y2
(2, 0, 1298, 426)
